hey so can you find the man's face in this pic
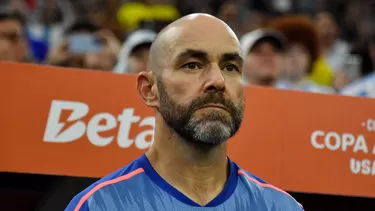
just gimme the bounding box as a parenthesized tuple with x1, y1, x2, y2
(0, 19, 26, 62)
(156, 26, 245, 146)
(243, 41, 282, 84)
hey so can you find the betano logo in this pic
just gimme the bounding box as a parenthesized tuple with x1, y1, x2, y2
(43, 100, 155, 149)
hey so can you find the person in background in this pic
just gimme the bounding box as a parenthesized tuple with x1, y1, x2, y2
(267, 15, 335, 93)
(0, 11, 29, 63)
(340, 36, 375, 98)
(332, 53, 362, 91)
(211, 0, 252, 36)
(241, 10, 268, 34)
(240, 28, 285, 87)
(27, 0, 70, 63)
(340, 71, 375, 98)
(334, 32, 375, 92)
(10, 0, 30, 16)
(85, 0, 124, 41)
(117, 0, 180, 33)
(47, 20, 120, 71)
(113, 29, 156, 74)
(315, 11, 350, 73)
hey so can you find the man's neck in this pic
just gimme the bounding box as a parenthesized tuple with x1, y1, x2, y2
(146, 116, 229, 205)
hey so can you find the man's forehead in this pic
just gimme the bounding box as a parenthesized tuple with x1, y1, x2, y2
(171, 45, 242, 61)
(169, 33, 241, 59)
(173, 23, 238, 42)
(155, 18, 242, 65)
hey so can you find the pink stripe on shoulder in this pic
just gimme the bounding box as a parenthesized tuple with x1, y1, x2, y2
(238, 170, 303, 209)
(74, 168, 145, 211)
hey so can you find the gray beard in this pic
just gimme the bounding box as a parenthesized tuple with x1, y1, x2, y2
(157, 78, 244, 147)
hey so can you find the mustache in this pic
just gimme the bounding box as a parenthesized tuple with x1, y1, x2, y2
(189, 93, 238, 112)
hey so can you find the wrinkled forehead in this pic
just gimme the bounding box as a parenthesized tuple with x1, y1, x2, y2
(166, 25, 242, 62)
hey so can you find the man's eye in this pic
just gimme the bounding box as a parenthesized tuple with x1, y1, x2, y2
(224, 64, 239, 72)
(182, 62, 202, 70)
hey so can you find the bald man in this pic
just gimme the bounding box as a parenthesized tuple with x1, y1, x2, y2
(66, 14, 303, 211)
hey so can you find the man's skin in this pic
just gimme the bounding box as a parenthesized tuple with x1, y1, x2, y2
(136, 13, 245, 206)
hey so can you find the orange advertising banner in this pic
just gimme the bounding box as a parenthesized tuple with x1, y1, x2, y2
(1, 62, 375, 198)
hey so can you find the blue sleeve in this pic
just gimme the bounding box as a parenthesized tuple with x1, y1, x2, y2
(64, 158, 143, 211)
(285, 195, 304, 211)
(65, 194, 89, 211)
(241, 170, 304, 211)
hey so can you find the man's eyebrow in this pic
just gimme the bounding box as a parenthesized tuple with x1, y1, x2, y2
(220, 52, 244, 66)
(175, 49, 209, 62)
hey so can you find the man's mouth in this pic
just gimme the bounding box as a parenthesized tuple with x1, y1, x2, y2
(197, 104, 230, 112)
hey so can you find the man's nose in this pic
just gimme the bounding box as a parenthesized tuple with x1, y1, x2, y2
(203, 64, 225, 93)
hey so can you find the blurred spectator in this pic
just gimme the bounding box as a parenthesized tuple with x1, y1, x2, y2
(240, 29, 285, 87)
(0, 11, 29, 63)
(315, 11, 350, 73)
(341, 0, 373, 48)
(355, 18, 373, 47)
(47, 20, 120, 71)
(267, 15, 335, 93)
(333, 36, 375, 91)
(332, 53, 362, 91)
(27, 0, 69, 63)
(213, 0, 238, 27)
(85, 0, 124, 41)
(0, 0, 372, 98)
(241, 10, 268, 33)
(340, 72, 375, 97)
(113, 29, 156, 74)
(117, 0, 180, 32)
(339, 34, 375, 97)
(10, 0, 30, 16)
(211, 0, 252, 36)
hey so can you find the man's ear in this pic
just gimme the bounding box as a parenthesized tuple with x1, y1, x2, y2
(136, 71, 159, 108)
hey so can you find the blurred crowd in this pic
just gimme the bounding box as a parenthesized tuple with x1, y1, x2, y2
(1, 0, 375, 97)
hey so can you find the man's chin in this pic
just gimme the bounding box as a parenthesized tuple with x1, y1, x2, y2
(188, 121, 232, 145)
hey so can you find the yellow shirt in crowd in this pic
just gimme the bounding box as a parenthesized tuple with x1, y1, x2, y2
(117, 2, 180, 31)
(308, 57, 334, 86)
